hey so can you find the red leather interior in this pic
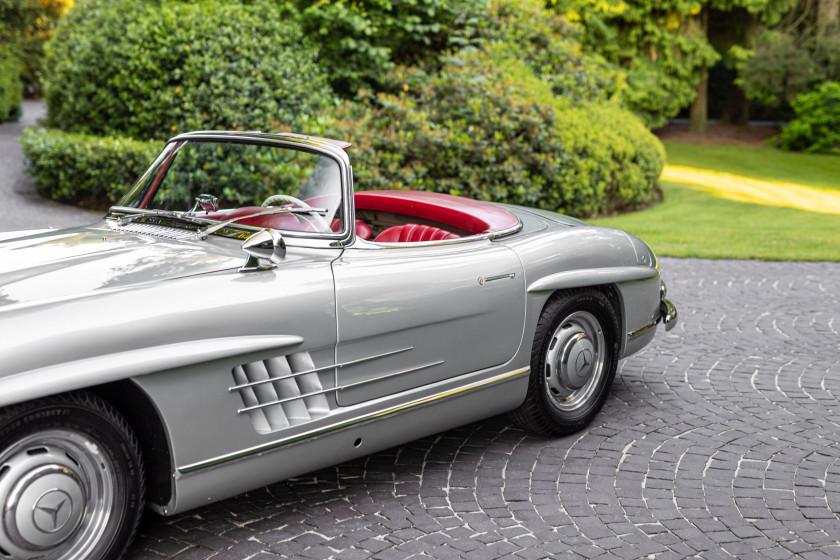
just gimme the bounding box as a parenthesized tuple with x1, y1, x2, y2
(354, 220, 372, 240)
(374, 224, 460, 243)
(331, 218, 372, 240)
(354, 190, 519, 235)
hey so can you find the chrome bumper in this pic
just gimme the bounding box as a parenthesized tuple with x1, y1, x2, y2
(659, 298, 677, 331)
(658, 280, 677, 331)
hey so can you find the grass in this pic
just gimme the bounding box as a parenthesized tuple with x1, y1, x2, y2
(591, 142, 840, 262)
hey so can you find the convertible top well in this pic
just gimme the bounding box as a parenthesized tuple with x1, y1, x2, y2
(354, 190, 520, 235)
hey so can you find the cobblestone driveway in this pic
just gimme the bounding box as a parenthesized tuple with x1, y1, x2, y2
(129, 257, 840, 560)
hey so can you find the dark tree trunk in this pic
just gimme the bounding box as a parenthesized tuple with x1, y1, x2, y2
(690, 74, 709, 133)
(818, 0, 839, 36)
(690, 8, 710, 134)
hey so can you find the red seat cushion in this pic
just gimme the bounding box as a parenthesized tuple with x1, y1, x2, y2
(374, 224, 460, 243)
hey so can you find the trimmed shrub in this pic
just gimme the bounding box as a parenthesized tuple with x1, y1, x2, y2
(778, 81, 840, 154)
(44, 0, 335, 140)
(21, 128, 162, 209)
(331, 51, 664, 217)
(0, 41, 22, 121)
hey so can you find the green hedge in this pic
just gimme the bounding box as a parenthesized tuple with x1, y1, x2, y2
(44, 0, 335, 140)
(0, 41, 21, 122)
(331, 52, 663, 218)
(778, 81, 840, 154)
(21, 128, 162, 209)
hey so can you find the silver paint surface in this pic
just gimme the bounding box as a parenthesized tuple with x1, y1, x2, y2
(0, 132, 674, 517)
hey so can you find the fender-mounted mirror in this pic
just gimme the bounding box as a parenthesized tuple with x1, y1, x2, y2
(240, 229, 286, 272)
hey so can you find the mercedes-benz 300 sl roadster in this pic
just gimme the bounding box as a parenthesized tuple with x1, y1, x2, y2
(0, 131, 676, 559)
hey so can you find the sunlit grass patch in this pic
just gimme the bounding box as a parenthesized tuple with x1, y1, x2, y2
(591, 142, 840, 262)
(662, 166, 840, 215)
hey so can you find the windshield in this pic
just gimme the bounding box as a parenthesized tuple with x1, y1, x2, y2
(116, 139, 345, 236)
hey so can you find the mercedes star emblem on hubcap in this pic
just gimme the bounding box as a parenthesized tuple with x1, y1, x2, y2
(33, 489, 73, 533)
(575, 348, 593, 376)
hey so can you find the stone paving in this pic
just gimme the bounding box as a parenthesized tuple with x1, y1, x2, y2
(127, 258, 840, 559)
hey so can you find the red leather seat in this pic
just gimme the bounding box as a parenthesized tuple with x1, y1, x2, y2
(330, 218, 372, 240)
(355, 220, 373, 240)
(374, 224, 460, 243)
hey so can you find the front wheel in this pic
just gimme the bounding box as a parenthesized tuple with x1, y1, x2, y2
(0, 392, 145, 560)
(511, 289, 620, 435)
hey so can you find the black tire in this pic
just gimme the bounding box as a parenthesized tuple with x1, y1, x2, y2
(511, 289, 620, 435)
(0, 391, 145, 560)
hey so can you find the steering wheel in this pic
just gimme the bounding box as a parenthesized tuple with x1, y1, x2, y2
(261, 194, 329, 232)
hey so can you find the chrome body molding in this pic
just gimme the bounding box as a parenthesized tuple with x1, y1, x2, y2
(178, 366, 530, 475)
(628, 321, 656, 338)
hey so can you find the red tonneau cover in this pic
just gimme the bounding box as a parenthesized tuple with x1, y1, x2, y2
(354, 190, 519, 235)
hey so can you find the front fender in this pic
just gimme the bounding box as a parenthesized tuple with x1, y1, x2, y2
(0, 335, 303, 407)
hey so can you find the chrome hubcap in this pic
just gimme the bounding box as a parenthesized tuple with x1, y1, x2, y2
(0, 430, 114, 560)
(544, 311, 605, 411)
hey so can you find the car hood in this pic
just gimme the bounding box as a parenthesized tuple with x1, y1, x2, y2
(0, 224, 243, 309)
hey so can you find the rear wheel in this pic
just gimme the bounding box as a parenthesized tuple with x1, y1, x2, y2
(511, 289, 620, 435)
(0, 392, 145, 560)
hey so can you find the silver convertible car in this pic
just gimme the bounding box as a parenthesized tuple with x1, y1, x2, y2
(0, 131, 676, 559)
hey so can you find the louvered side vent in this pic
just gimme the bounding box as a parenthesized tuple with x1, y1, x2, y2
(233, 352, 334, 434)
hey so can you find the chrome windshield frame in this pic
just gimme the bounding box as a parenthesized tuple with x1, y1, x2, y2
(109, 131, 356, 248)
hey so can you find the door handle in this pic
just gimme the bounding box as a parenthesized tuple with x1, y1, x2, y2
(478, 273, 516, 285)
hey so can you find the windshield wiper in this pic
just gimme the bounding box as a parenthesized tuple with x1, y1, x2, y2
(110, 207, 211, 228)
(193, 207, 328, 240)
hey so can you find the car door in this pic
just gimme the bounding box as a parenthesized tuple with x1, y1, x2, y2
(332, 239, 525, 406)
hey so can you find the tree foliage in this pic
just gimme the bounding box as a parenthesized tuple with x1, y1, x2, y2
(734, 2, 840, 110)
(778, 80, 840, 153)
(477, 0, 625, 103)
(549, 0, 719, 127)
(289, 0, 487, 96)
(549, 0, 802, 127)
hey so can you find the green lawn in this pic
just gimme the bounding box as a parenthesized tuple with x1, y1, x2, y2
(591, 142, 840, 262)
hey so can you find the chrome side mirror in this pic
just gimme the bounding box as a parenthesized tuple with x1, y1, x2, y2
(240, 229, 286, 272)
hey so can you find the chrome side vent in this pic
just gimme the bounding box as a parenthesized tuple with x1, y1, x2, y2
(233, 352, 334, 433)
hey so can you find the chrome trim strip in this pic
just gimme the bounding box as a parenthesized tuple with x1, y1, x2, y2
(628, 321, 656, 338)
(180, 366, 530, 474)
(236, 360, 445, 413)
(228, 347, 413, 392)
